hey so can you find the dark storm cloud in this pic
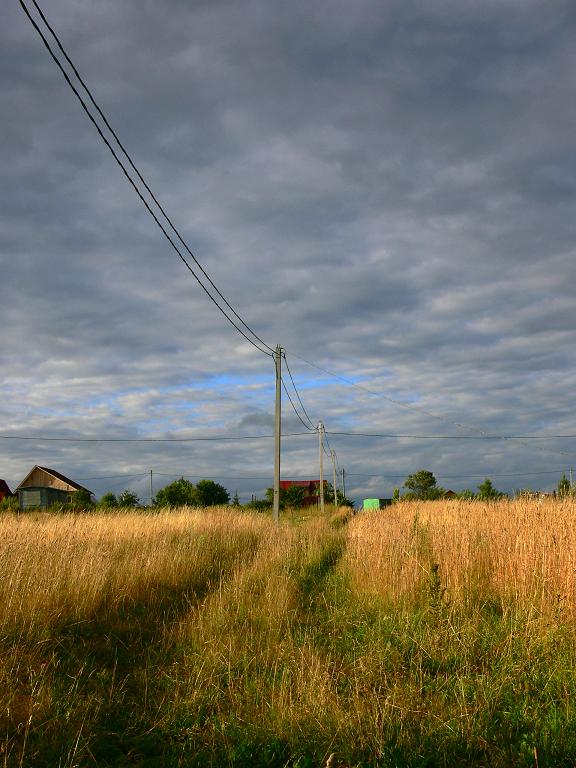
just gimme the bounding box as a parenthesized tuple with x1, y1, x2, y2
(2, 0, 576, 501)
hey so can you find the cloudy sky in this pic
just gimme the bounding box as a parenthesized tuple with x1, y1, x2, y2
(2, 0, 576, 503)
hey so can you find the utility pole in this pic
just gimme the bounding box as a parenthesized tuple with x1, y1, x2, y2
(273, 345, 282, 523)
(318, 421, 325, 514)
(331, 449, 338, 508)
(149, 469, 153, 506)
(341, 468, 346, 499)
(570, 468, 574, 488)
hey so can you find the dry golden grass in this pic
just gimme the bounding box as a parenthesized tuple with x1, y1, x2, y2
(0, 507, 268, 639)
(346, 497, 576, 617)
(2, 500, 576, 766)
(0, 507, 271, 767)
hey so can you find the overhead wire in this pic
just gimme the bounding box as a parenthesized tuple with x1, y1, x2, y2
(325, 431, 576, 440)
(3, 429, 574, 444)
(322, 428, 335, 458)
(0, 432, 310, 442)
(287, 352, 575, 458)
(76, 473, 150, 481)
(345, 468, 567, 480)
(286, 351, 488, 433)
(20, 0, 273, 357)
(19, 0, 572, 478)
(281, 378, 316, 432)
(282, 352, 316, 430)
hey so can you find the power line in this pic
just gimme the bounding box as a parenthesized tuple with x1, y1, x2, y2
(153, 473, 273, 480)
(322, 428, 335, 458)
(346, 469, 566, 479)
(4, 429, 574, 444)
(287, 354, 576, 458)
(326, 429, 575, 459)
(281, 378, 316, 432)
(20, 0, 273, 357)
(282, 353, 316, 429)
(76, 473, 150, 481)
(325, 431, 576, 440)
(0, 432, 310, 443)
(287, 351, 490, 433)
(17, 0, 574, 471)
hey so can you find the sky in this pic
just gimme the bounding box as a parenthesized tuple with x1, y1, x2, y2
(2, 0, 576, 504)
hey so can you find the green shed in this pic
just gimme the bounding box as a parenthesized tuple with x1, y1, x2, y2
(363, 498, 393, 510)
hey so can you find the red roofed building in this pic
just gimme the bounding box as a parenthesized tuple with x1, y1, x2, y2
(279, 479, 326, 507)
(0, 480, 13, 502)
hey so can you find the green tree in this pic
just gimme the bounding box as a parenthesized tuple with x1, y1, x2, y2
(155, 477, 197, 506)
(458, 489, 476, 500)
(284, 485, 306, 508)
(118, 490, 140, 507)
(194, 479, 230, 506)
(477, 478, 502, 501)
(0, 495, 18, 512)
(231, 490, 241, 507)
(73, 488, 93, 508)
(245, 498, 272, 512)
(403, 470, 442, 500)
(265, 487, 285, 508)
(324, 482, 355, 508)
(98, 492, 117, 508)
(557, 473, 571, 499)
(264, 486, 306, 510)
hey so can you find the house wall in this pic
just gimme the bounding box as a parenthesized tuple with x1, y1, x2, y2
(19, 487, 71, 511)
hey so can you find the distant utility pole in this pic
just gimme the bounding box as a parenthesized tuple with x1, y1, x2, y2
(149, 469, 153, 506)
(570, 468, 573, 486)
(273, 345, 282, 523)
(341, 468, 346, 499)
(318, 421, 325, 514)
(331, 449, 338, 508)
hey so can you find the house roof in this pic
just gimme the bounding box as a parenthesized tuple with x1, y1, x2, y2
(16, 466, 91, 494)
(0, 479, 13, 496)
(279, 479, 321, 489)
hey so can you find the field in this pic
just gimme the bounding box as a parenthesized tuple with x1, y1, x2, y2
(2, 499, 576, 767)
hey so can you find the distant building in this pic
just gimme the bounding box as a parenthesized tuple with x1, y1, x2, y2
(0, 479, 14, 502)
(279, 479, 326, 507)
(16, 466, 93, 511)
(362, 498, 393, 510)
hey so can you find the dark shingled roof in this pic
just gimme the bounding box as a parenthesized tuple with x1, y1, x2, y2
(0, 479, 13, 497)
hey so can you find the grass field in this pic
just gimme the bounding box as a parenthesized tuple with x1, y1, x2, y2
(2, 499, 576, 767)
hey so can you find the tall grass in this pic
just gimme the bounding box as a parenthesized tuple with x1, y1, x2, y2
(2, 500, 576, 766)
(346, 497, 576, 617)
(0, 508, 266, 767)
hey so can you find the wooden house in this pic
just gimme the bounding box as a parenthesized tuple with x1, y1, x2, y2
(16, 466, 92, 511)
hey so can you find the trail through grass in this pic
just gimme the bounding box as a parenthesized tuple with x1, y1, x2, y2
(2, 501, 576, 766)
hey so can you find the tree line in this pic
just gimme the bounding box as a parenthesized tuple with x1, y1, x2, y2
(395, 470, 576, 501)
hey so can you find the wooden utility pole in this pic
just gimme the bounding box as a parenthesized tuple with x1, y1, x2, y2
(273, 345, 282, 523)
(341, 467, 346, 499)
(318, 421, 325, 514)
(331, 449, 338, 508)
(149, 469, 153, 506)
